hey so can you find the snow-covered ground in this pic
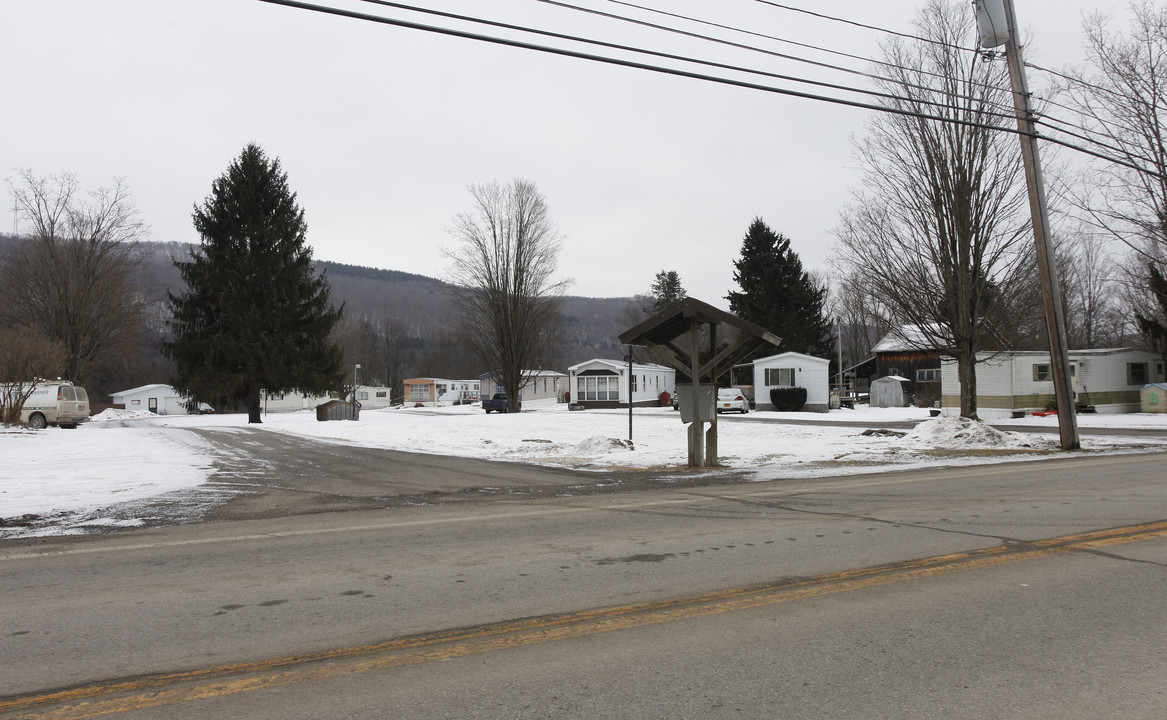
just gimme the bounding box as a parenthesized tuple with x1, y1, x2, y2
(3, 404, 1165, 539)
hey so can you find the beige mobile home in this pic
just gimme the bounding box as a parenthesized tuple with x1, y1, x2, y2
(403, 378, 480, 406)
(260, 389, 333, 413)
(940, 349, 1166, 418)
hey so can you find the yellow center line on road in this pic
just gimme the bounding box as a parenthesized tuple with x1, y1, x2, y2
(5, 518, 1167, 719)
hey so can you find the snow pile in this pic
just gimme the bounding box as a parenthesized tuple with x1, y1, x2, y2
(493, 435, 635, 467)
(901, 416, 1059, 451)
(572, 436, 635, 455)
(90, 408, 156, 422)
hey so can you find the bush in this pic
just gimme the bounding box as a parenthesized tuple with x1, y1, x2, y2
(770, 387, 807, 412)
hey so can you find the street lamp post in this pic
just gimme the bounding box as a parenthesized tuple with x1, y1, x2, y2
(626, 346, 634, 442)
(353, 363, 361, 420)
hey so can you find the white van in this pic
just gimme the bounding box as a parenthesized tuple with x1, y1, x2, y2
(18, 382, 90, 429)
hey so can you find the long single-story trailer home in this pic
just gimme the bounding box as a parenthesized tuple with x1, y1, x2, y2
(751, 351, 832, 413)
(258, 389, 333, 413)
(109, 384, 201, 415)
(403, 378, 480, 406)
(567, 359, 676, 409)
(940, 348, 1167, 417)
(478, 370, 566, 409)
(353, 385, 398, 409)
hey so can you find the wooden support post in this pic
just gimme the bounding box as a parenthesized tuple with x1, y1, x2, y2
(688, 318, 704, 467)
(706, 323, 718, 467)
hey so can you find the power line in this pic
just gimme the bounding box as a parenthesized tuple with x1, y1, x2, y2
(966, 58, 1167, 168)
(257, 0, 1167, 181)
(541, 0, 1018, 119)
(606, 0, 940, 80)
(752, 0, 976, 54)
(357, 0, 1022, 123)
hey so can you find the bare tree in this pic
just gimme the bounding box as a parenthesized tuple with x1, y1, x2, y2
(1058, 1, 1167, 347)
(832, 0, 1032, 418)
(826, 267, 893, 370)
(1055, 230, 1123, 348)
(1060, 2, 1167, 265)
(444, 179, 570, 411)
(379, 318, 415, 402)
(0, 170, 147, 388)
(0, 326, 67, 425)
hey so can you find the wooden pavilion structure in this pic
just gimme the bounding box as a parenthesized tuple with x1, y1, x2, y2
(618, 297, 781, 467)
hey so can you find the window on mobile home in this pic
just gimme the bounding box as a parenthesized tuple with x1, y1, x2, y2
(1128, 363, 1148, 386)
(765, 368, 796, 386)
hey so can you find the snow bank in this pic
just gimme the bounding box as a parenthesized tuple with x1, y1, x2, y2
(90, 408, 156, 422)
(902, 417, 1060, 451)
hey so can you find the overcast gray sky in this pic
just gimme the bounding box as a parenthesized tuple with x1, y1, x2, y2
(2, 0, 1134, 307)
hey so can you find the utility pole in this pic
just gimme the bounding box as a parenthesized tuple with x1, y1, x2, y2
(988, 0, 1080, 449)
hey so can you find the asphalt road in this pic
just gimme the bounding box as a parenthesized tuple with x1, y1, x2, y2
(2, 436, 1166, 718)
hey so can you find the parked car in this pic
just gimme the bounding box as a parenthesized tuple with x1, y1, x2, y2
(716, 387, 749, 414)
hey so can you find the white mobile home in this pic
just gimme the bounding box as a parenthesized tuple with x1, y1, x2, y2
(110, 384, 194, 415)
(352, 385, 398, 409)
(940, 348, 1167, 418)
(567, 359, 675, 409)
(751, 352, 832, 412)
(479, 370, 565, 409)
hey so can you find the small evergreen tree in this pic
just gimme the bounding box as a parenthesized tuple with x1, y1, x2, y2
(164, 144, 344, 423)
(726, 218, 834, 360)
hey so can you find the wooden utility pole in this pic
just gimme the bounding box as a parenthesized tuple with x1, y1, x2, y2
(1000, 0, 1080, 450)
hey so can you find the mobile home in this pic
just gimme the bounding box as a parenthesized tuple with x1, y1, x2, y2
(940, 348, 1166, 417)
(751, 351, 832, 412)
(567, 359, 675, 409)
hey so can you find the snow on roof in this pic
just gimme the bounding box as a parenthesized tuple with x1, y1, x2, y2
(752, 351, 830, 365)
(108, 383, 176, 399)
(872, 325, 946, 353)
(567, 358, 674, 373)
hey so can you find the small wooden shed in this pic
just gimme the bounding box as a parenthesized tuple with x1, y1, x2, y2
(1142, 383, 1167, 413)
(316, 399, 359, 421)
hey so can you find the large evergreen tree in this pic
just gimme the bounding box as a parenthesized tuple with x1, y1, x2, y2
(164, 144, 344, 423)
(726, 217, 834, 360)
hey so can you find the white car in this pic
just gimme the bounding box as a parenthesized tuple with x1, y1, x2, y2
(716, 388, 749, 414)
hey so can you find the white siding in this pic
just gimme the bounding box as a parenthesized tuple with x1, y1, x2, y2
(567, 359, 675, 406)
(942, 349, 1162, 417)
(751, 352, 832, 412)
